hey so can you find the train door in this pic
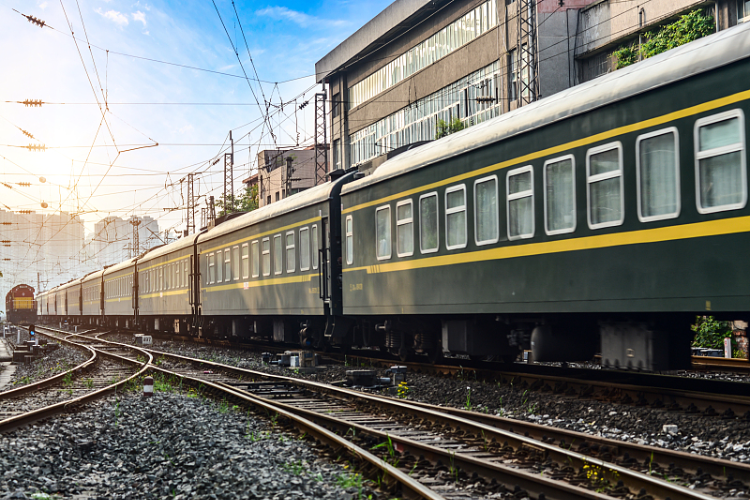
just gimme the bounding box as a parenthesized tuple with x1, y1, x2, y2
(318, 217, 330, 304)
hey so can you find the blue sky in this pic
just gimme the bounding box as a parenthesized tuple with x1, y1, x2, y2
(0, 0, 391, 235)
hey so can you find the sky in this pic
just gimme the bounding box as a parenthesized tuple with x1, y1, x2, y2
(0, 0, 391, 238)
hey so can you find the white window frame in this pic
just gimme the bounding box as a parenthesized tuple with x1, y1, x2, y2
(286, 231, 296, 273)
(252, 240, 260, 278)
(232, 246, 240, 281)
(175, 263, 180, 287)
(396, 199, 414, 257)
(586, 142, 624, 230)
(694, 109, 747, 214)
(224, 248, 231, 282)
(262, 238, 271, 277)
(636, 127, 680, 222)
(543, 155, 577, 235)
(206, 256, 211, 284)
(445, 184, 467, 250)
(473, 175, 499, 246)
(345, 216, 354, 265)
(507, 166, 535, 240)
(299, 227, 311, 272)
(311, 224, 319, 270)
(273, 234, 283, 275)
(375, 206, 392, 260)
(241, 243, 250, 279)
(419, 192, 439, 254)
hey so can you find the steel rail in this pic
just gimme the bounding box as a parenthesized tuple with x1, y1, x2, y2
(0, 329, 98, 399)
(0, 327, 153, 434)
(140, 348, 717, 500)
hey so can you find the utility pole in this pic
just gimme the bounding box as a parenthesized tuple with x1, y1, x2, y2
(314, 86, 328, 186)
(186, 173, 195, 235)
(517, 0, 539, 106)
(224, 131, 234, 216)
(208, 196, 216, 228)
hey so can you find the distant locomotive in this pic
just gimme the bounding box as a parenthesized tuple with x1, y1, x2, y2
(35, 23, 750, 371)
(5, 284, 37, 326)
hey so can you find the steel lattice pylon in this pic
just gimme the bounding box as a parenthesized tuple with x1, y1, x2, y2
(186, 173, 195, 235)
(517, 0, 539, 106)
(314, 92, 328, 185)
(223, 153, 233, 215)
(130, 217, 141, 258)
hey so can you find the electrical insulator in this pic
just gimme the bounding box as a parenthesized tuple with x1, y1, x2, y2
(0, 222, 12, 225)
(24, 14, 46, 28)
(17, 210, 32, 214)
(2, 258, 10, 261)
(299, 101, 309, 109)
(17, 182, 31, 187)
(22, 99, 43, 107)
(20, 129, 34, 139)
(25, 144, 46, 152)
(1, 240, 10, 244)
(1, 183, 12, 189)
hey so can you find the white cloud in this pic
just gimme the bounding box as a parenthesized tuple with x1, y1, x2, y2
(38, 2, 49, 10)
(132, 11, 146, 26)
(95, 8, 129, 26)
(255, 6, 348, 28)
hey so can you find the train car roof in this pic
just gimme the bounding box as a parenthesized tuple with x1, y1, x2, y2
(57, 278, 83, 291)
(342, 22, 750, 194)
(81, 269, 105, 284)
(103, 257, 137, 277)
(197, 181, 337, 245)
(137, 233, 200, 263)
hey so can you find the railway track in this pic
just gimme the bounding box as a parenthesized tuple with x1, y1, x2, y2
(80, 329, 743, 500)
(0, 327, 152, 434)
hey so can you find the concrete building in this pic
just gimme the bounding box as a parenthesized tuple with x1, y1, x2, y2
(316, 0, 743, 174)
(92, 215, 160, 267)
(256, 147, 317, 207)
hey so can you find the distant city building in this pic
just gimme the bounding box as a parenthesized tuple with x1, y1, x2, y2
(255, 147, 317, 207)
(0, 209, 87, 303)
(92, 215, 160, 267)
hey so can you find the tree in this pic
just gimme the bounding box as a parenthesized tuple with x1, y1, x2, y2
(216, 184, 259, 217)
(435, 118, 466, 140)
(691, 316, 733, 351)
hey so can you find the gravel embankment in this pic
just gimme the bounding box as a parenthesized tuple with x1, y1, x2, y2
(8, 342, 88, 390)
(0, 391, 378, 500)
(131, 337, 750, 464)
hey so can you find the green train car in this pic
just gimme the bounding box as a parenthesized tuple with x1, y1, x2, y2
(339, 23, 750, 370)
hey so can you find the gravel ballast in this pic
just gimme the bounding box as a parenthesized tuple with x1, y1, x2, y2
(0, 391, 376, 500)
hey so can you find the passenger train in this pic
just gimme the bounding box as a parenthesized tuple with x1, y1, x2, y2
(5, 284, 36, 326)
(37, 24, 750, 370)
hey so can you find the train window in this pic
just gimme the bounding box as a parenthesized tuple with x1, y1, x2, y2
(508, 166, 534, 240)
(224, 249, 231, 282)
(419, 192, 439, 254)
(695, 110, 746, 213)
(184, 260, 188, 288)
(262, 238, 271, 277)
(396, 200, 414, 257)
(209, 254, 216, 284)
(345, 217, 354, 265)
(252, 240, 260, 278)
(544, 156, 576, 235)
(286, 232, 296, 273)
(273, 235, 283, 276)
(241, 243, 249, 279)
(232, 246, 240, 281)
(586, 142, 624, 229)
(159, 266, 164, 291)
(474, 176, 499, 245)
(299, 228, 310, 271)
(312, 224, 319, 269)
(637, 128, 679, 222)
(376, 206, 392, 260)
(445, 185, 467, 249)
(217, 251, 223, 282)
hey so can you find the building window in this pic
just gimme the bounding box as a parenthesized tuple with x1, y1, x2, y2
(299, 228, 310, 271)
(695, 110, 746, 213)
(740, 0, 750, 23)
(332, 92, 340, 118)
(445, 185, 467, 250)
(312, 224, 319, 269)
(273, 234, 283, 275)
(262, 238, 271, 277)
(508, 49, 518, 102)
(474, 176, 499, 245)
(286, 231, 296, 273)
(636, 129, 680, 221)
(345, 217, 353, 265)
(275, 192, 280, 202)
(587, 142, 624, 228)
(419, 192, 439, 254)
(507, 166, 534, 240)
(333, 139, 341, 171)
(252, 241, 260, 278)
(396, 200, 414, 257)
(544, 156, 576, 234)
(376, 206, 392, 260)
